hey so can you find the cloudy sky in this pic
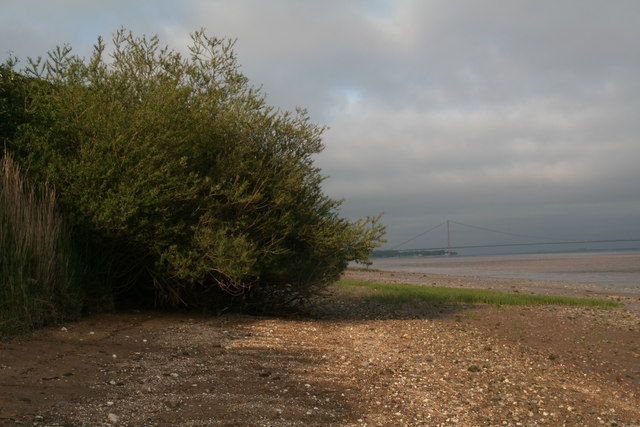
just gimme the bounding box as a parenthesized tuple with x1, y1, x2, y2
(2, 0, 640, 252)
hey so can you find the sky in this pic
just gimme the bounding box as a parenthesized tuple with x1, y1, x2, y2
(2, 0, 640, 253)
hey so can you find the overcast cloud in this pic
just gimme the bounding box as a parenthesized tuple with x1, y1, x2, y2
(2, 0, 639, 251)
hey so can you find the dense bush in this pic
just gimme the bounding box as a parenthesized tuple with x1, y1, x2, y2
(1, 29, 384, 311)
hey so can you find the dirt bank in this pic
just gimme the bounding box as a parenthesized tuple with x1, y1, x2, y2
(1, 274, 639, 426)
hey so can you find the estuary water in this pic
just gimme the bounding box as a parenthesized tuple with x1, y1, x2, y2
(367, 251, 640, 293)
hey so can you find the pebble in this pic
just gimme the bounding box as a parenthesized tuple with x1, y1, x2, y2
(16, 292, 639, 426)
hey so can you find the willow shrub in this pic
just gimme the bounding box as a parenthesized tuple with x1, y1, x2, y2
(4, 29, 384, 311)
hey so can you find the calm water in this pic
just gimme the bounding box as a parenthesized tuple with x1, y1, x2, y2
(368, 251, 640, 291)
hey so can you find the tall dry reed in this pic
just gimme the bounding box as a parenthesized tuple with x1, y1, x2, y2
(0, 151, 82, 337)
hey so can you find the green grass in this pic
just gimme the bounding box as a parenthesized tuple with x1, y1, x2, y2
(333, 280, 621, 308)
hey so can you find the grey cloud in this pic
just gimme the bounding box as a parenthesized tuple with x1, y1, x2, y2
(1, 0, 639, 249)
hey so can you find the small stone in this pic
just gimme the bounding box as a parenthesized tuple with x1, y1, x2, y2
(34, 415, 44, 422)
(107, 401, 114, 406)
(107, 413, 120, 423)
(170, 372, 179, 377)
(60, 327, 68, 332)
(89, 331, 95, 335)
(112, 354, 117, 359)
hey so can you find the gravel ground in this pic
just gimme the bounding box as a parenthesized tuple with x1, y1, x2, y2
(1, 270, 639, 426)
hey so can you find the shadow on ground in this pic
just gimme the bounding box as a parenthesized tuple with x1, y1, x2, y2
(308, 287, 471, 322)
(0, 311, 365, 426)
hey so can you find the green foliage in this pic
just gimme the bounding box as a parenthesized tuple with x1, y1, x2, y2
(2, 29, 385, 310)
(0, 152, 85, 337)
(0, 60, 46, 156)
(334, 280, 621, 308)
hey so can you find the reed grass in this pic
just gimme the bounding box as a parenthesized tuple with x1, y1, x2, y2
(334, 280, 621, 308)
(0, 152, 83, 337)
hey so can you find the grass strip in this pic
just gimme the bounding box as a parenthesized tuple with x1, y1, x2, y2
(333, 280, 621, 308)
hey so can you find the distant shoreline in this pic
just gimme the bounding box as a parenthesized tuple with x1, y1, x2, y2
(372, 247, 640, 258)
(359, 250, 640, 286)
(346, 250, 640, 312)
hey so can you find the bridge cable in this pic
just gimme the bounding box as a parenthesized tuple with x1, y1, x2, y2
(390, 221, 446, 250)
(448, 220, 566, 243)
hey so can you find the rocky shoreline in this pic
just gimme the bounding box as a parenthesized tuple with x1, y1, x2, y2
(1, 271, 639, 426)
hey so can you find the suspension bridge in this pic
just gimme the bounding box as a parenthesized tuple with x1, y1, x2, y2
(389, 220, 640, 253)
